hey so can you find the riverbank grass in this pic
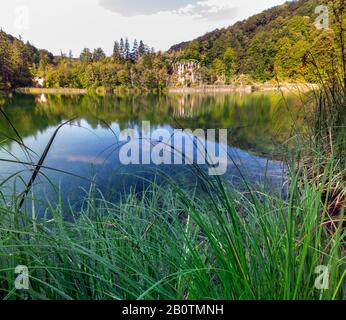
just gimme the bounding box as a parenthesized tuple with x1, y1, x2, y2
(0, 158, 345, 300)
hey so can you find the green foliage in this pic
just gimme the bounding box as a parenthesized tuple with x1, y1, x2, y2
(223, 48, 237, 80)
(80, 48, 93, 63)
(170, 0, 340, 83)
(0, 30, 54, 89)
(1, 0, 344, 90)
(0, 32, 166, 92)
(207, 48, 237, 84)
(0, 32, 34, 89)
(245, 31, 277, 81)
(211, 58, 225, 84)
(41, 39, 167, 92)
(92, 48, 106, 62)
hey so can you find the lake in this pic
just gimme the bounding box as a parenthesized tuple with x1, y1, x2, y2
(0, 92, 304, 211)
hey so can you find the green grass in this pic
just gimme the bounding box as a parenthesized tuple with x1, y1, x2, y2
(0, 158, 345, 300)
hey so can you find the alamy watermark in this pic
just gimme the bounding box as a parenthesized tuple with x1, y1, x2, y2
(118, 121, 228, 176)
(315, 5, 329, 30)
(15, 265, 30, 290)
(314, 265, 329, 291)
(14, 5, 30, 30)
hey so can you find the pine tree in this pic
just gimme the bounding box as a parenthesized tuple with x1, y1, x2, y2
(138, 40, 146, 57)
(113, 41, 122, 62)
(124, 38, 130, 60)
(119, 38, 125, 59)
(131, 39, 139, 62)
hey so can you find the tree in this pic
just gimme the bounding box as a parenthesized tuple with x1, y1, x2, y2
(119, 38, 125, 58)
(117, 69, 130, 86)
(184, 41, 201, 61)
(244, 31, 276, 81)
(124, 38, 131, 60)
(113, 41, 122, 62)
(212, 59, 225, 84)
(92, 48, 106, 62)
(80, 48, 92, 63)
(0, 30, 34, 89)
(131, 39, 139, 62)
(138, 40, 146, 57)
(223, 48, 237, 81)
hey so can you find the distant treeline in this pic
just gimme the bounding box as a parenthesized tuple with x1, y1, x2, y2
(0, 0, 343, 91)
(42, 38, 170, 92)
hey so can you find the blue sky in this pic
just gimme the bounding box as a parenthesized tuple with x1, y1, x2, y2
(0, 0, 287, 55)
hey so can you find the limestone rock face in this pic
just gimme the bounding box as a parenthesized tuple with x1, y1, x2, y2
(173, 61, 200, 87)
(33, 77, 45, 88)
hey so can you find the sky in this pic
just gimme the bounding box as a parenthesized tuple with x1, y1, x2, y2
(0, 0, 287, 56)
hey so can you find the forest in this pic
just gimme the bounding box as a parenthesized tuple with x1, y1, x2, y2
(0, 0, 342, 91)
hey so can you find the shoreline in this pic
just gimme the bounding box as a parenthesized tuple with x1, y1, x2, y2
(168, 85, 253, 94)
(169, 83, 318, 94)
(253, 82, 319, 92)
(15, 82, 318, 95)
(16, 88, 87, 95)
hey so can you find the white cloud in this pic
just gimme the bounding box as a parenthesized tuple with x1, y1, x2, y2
(100, 0, 237, 21)
(176, 0, 237, 21)
(99, 0, 194, 16)
(0, 0, 288, 55)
